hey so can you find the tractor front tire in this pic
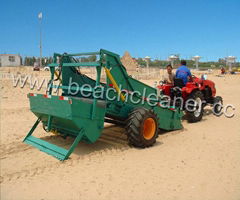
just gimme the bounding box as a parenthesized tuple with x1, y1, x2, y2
(185, 90, 204, 123)
(126, 108, 159, 148)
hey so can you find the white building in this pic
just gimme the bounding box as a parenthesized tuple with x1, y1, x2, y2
(0, 54, 22, 67)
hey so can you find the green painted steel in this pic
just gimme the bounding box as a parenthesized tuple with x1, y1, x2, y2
(49, 62, 101, 67)
(23, 119, 84, 160)
(23, 49, 183, 160)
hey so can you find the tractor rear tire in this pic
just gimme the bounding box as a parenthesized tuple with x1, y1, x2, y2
(185, 90, 204, 123)
(126, 107, 159, 148)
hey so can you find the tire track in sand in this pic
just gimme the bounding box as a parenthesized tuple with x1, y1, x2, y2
(1, 128, 130, 183)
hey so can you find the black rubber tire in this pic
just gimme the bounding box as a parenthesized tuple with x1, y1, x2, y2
(125, 107, 159, 148)
(213, 96, 223, 114)
(185, 90, 204, 123)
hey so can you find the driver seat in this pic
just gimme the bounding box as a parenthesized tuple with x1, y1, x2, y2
(173, 78, 185, 88)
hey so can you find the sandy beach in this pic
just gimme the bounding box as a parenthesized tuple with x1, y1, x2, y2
(0, 68, 240, 200)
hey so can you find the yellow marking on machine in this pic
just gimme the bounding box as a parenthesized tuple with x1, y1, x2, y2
(104, 66, 125, 102)
(54, 71, 62, 83)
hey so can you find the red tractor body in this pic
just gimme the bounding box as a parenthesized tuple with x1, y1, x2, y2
(158, 76, 216, 102)
(157, 75, 222, 122)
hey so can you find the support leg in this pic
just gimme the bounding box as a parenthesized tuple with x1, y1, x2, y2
(23, 117, 41, 142)
(64, 129, 84, 160)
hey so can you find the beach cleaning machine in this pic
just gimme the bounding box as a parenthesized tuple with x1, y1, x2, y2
(23, 49, 183, 160)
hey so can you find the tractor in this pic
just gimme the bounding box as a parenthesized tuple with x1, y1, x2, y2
(157, 75, 223, 123)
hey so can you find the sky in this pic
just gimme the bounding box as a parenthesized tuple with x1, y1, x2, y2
(1, 0, 240, 61)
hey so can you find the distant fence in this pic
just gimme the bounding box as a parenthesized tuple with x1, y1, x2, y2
(0, 66, 239, 83)
(131, 68, 220, 80)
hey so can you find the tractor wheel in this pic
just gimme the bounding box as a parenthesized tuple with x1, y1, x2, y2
(185, 90, 204, 123)
(213, 96, 223, 115)
(126, 107, 159, 148)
